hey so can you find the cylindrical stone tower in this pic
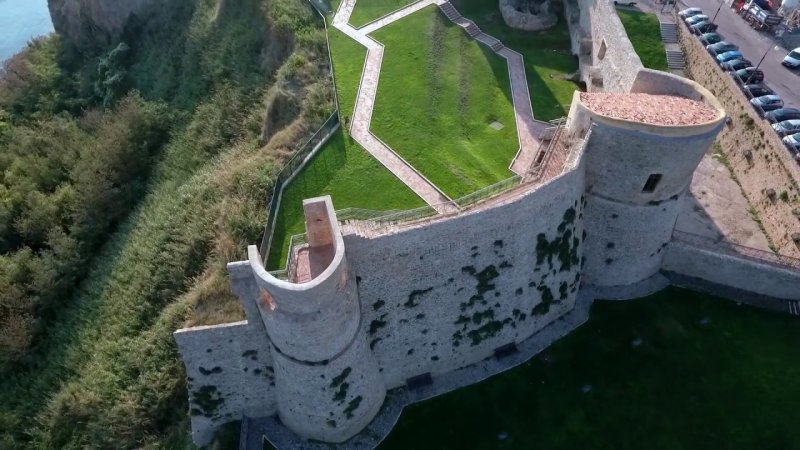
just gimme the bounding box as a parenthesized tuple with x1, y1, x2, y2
(570, 69, 726, 287)
(247, 196, 385, 442)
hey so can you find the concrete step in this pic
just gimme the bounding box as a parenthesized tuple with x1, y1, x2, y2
(660, 22, 679, 43)
(666, 50, 685, 69)
(491, 41, 504, 51)
(465, 23, 481, 37)
(439, 2, 461, 20)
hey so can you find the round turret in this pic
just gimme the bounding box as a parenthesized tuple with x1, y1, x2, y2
(247, 196, 385, 442)
(571, 69, 726, 287)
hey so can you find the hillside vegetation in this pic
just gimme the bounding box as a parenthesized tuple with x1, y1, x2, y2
(0, 0, 332, 447)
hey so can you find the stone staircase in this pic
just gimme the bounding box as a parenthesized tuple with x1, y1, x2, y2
(790, 300, 800, 316)
(659, 21, 679, 43)
(438, 1, 504, 51)
(666, 49, 686, 69)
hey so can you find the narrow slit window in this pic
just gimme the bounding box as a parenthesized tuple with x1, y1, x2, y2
(642, 174, 662, 193)
(597, 39, 608, 60)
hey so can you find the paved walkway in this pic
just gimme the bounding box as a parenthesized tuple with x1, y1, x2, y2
(331, 0, 546, 213)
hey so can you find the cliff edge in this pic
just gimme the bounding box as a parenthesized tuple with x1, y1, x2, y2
(48, 0, 164, 48)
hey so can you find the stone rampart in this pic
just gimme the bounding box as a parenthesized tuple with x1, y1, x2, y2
(663, 236, 800, 300)
(343, 156, 586, 388)
(567, 0, 643, 92)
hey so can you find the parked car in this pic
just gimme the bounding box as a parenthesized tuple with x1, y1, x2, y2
(686, 14, 710, 25)
(699, 32, 725, 45)
(721, 59, 753, 71)
(734, 67, 765, 83)
(690, 21, 719, 34)
(765, 108, 800, 123)
(772, 119, 800, 136)
(717, 50, 744, 63)
(743, 83, 774, 97)
(782, 47, 800, 68)
(679, 7, 703, 18)
(750, 95, 784, 113)
(783, 133, 800, 151)
(707, 41, 739, 54)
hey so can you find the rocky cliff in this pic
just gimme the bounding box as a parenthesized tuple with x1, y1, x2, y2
(48, 0, 165, 48)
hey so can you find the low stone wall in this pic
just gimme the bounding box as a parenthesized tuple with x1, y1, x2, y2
(662, 239, 800, 301)
(678, 18, 800, 257)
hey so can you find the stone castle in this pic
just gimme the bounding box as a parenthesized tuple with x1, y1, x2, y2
(173, 0, 800, 448)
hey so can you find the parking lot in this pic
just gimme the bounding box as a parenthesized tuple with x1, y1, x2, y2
(681, 0, 800, 107)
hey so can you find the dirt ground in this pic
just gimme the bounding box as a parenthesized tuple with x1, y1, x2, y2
(680, 21, 800, 257)
(676, 155, 771, 251)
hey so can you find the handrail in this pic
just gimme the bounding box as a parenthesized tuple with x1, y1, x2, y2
(671, 230, 800, 271)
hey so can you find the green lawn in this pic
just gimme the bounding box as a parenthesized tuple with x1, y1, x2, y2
(452, 0, 579, 121)
(266, 129, 425, 269)
(266, 21, 426, 270)
(617, 10, 669, 71)
(329, 26, 367, 122)
(370, 7, 520, 199)
(382, 287, 800, 449)
(348, 0, 419, 28)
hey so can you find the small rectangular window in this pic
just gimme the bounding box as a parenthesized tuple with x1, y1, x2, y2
(642, 174, 662, 193)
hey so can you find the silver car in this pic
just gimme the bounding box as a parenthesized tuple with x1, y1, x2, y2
(772, 119, 800, 136)
(783, 132, 800, 151)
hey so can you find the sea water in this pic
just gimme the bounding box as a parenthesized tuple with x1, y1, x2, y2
(0, 0, 54, 63)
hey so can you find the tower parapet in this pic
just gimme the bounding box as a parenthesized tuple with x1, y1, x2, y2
(246, 196, 385, 442)
(571, 69, 726, 287)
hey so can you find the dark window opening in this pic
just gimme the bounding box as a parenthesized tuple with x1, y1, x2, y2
(642, 174, 662, 193)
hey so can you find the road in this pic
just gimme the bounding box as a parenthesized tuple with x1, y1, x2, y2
(681, 0, 800, 108)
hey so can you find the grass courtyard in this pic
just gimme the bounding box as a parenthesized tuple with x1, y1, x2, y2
(371, 7, 520, 199)
(617, 9, 669, 71)
(380, 287, 800, 449)
(348, 0, 419, 28)
(266, 26, 424, 270)
(266, 129, 424, 269)
(452, 0, 580, 121)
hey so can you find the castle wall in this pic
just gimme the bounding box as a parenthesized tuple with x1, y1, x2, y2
(343, 158, 586, 389)
(173, 322, 276, 446)
(662, 240, 800, 300)
(581, 0, 644, 92)
(173, 262, 278, 446)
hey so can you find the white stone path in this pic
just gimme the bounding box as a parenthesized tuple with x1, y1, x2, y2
(331, 0, 548, 212)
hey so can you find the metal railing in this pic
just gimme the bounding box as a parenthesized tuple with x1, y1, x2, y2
(672, 230, 800, 271)
(259, 113, 340, 262)
(527, 117, 567, 180)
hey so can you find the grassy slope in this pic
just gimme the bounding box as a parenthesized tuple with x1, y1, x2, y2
(266, 26, 424, 270)
(371, 7, 519, 199)
(348, 0, 419, 28)
(0, 0, 329, 447)
(381, 287, 800, 449)
(618, 10, 668, 71)
(452, 0, 578, 121)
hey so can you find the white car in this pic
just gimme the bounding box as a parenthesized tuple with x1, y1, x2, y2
(782, 48, 800, 69)
(773, 119, 800, 136)
(784, 132, 800, 151)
